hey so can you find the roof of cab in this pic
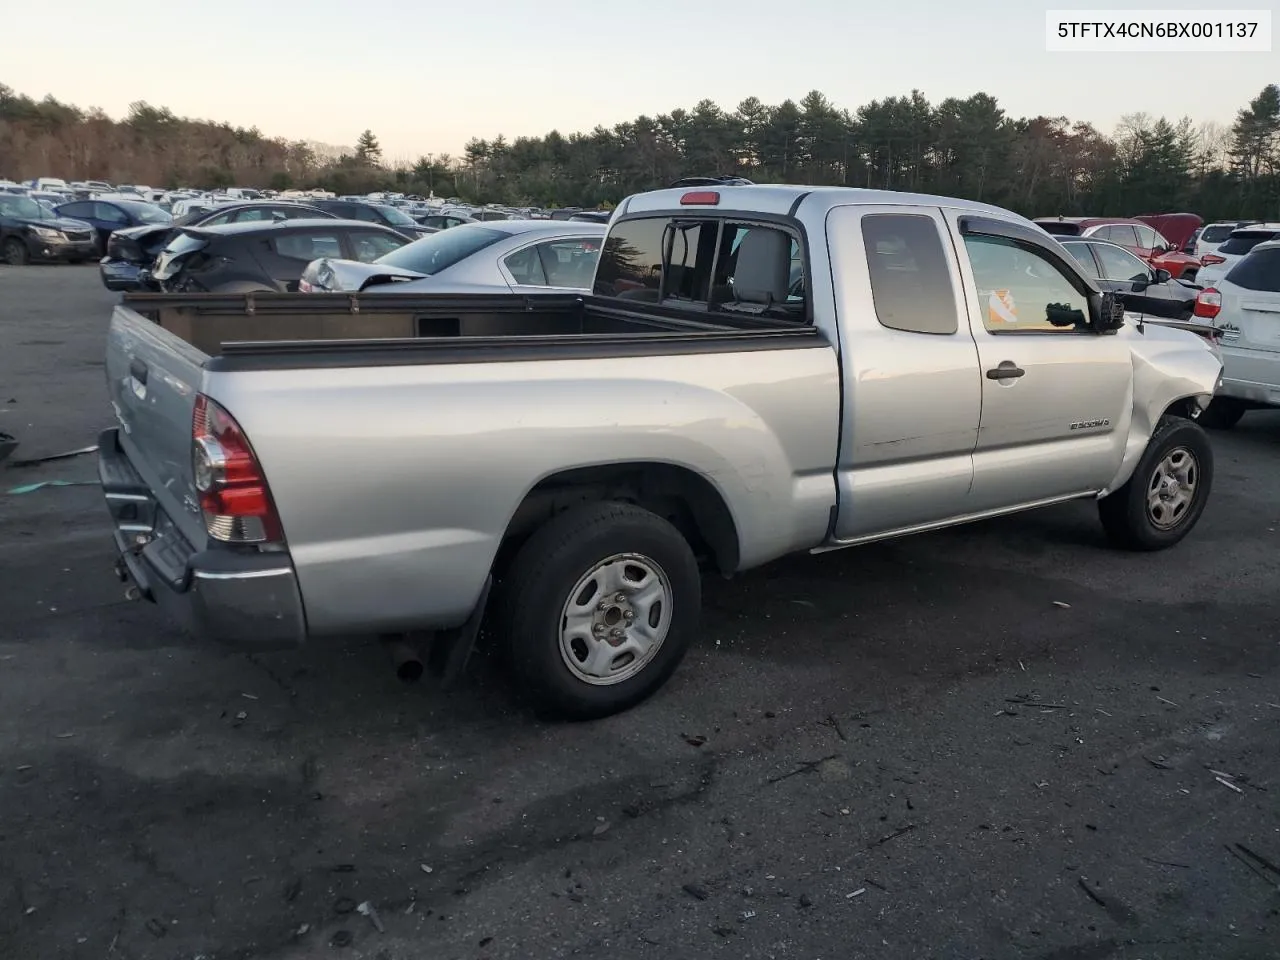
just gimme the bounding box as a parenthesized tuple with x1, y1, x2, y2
(619, 184, 1030, 223)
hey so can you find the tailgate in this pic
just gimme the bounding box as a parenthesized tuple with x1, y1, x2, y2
(1235, 297, 1280, 353)
(105, 303, 209, 548)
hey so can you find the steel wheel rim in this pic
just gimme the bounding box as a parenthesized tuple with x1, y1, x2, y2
(1147, 446, 1198, 530)
(558, 552, 673, 686)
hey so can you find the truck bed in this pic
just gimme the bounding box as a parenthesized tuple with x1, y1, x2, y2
(123, 291, 822, 370)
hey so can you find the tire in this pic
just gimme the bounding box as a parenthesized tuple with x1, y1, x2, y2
(1197, 397, 1245, 430)
(2, 238, 29, 266)
(497, 501, 701, 720)
(1098, 415, 1213, 551)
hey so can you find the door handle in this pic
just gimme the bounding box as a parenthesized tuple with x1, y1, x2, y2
(129, 358, 148, 385)
(986, 361, 1025, 381)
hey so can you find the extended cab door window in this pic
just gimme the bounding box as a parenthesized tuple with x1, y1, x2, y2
(862, 214, 959, 334)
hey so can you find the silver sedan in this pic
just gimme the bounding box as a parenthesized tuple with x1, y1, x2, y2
(299, 220, 606, 294)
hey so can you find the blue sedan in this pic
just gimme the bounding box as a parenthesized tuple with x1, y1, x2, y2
(54, 198, 172, 256)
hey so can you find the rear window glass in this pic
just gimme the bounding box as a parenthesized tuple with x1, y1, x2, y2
(376, 224, 505, 275)
(1201, 225, 1236, 243)
(118, 201, 172, 224)
(861, 214, 958, 335)
(1218, 231, 1280, 256)
(593, 218, 666, 299)
(1225, 249, 1280, 292)
(1037, 221, 1081, 236)
(375, 204, 418, 227)
(273, 231, 342, 261)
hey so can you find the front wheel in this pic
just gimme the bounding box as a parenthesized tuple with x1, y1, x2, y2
(2, 238, 29, 266)
(1098, 415, 1213, 551)
(497, 501, 701, 720)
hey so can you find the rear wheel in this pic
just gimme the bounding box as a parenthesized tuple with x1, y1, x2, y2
(1198, 397, 1245, 430)
(2, 238, 29, 266)
(1098, 415, 1213, 551)
(497, 501, 701, 720)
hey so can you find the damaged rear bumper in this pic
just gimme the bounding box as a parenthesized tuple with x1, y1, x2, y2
(98, 427, 307, 650)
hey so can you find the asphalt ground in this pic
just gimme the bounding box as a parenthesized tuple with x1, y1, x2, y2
(1, 265, 1278, 960)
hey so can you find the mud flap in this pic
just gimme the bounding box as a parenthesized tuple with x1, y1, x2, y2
(427, 575, 493, 688)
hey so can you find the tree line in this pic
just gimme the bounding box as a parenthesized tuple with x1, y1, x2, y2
(2, 81, 1278, 220)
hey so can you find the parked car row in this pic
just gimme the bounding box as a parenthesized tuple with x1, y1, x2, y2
(1035, 215, 1202, 280)
(93, 197, 607, 297)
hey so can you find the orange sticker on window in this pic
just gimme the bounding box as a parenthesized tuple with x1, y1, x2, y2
(987, 289, 1018, 326)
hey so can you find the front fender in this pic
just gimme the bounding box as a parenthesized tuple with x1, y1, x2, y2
(1104, 325, 1222, 494)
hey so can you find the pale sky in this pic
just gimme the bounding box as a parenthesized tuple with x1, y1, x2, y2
(4, 0, 1274, 163)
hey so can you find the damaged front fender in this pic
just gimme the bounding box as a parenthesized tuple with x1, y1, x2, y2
(1102, 324, 1223, 496)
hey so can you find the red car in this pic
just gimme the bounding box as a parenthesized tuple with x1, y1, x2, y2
(1034, 216, 1203, 280)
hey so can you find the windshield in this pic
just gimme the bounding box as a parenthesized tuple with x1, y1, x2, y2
(1201, 224, 1236, 243)
(376, 225, 506, 275)
(1219, 231, 1280, 256)
(119, 201, 172, 224)
(0, 196, 51, 220)
(375, 204, 418, 227)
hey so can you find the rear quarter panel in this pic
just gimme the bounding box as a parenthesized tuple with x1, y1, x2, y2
(205, 347, 841, 635)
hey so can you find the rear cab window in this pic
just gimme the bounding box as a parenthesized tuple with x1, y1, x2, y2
(593, 215, 807, 322)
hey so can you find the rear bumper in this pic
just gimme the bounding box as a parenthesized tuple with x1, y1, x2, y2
(1218, 346, 1280, 407)
(99, 258, 147, 291)
(98, 427, 307, 650)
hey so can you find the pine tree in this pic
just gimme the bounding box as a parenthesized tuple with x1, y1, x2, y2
(355, 129, 382, 165)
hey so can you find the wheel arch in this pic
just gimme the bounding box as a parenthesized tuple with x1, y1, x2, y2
(498, 462, 741, 577)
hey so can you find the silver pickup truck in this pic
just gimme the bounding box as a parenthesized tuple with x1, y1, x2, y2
(99, 185, 1223, 719)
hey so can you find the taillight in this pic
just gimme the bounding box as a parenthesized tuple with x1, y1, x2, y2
(192, 394, 283, 544)
(1200, 254, 1226, 265)
(1193, 287, 1222, 320)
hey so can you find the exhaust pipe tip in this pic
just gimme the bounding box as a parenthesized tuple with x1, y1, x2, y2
(381, 636, 425, 684)
(396, 658, 425, 683)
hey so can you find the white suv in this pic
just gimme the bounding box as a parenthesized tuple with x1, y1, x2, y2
(1197, 223, 1280, 287)
(1194, 221, 1253, 259)
(1194, 239, 1280, 428)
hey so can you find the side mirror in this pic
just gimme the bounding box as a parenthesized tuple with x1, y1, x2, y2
(1090, 291, 1125, 332)
(1153, 268, 1172, 284)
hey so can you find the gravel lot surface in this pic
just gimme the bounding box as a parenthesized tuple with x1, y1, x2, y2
(1, 266, 1278, 960)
